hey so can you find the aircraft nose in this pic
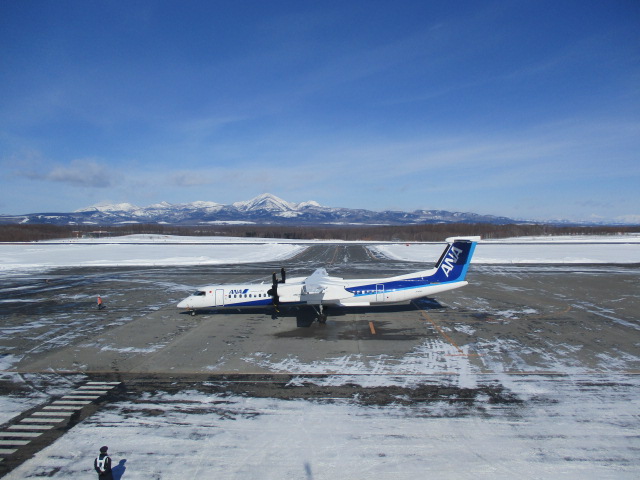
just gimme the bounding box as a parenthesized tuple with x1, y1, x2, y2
(177, 298, 189, 309)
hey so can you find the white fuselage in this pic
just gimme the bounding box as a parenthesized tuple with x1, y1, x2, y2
(176, 269, 468, 311)
(177, 237, 479, 314)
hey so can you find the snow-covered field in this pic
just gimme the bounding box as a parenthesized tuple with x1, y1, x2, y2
(1, 234, 639, 275)
(4, 375, 638, 480)
(0, 235, 306, 273)
(375, 234, 640, 264)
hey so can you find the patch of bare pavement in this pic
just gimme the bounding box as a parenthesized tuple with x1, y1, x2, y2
(1, 246, 639, 477)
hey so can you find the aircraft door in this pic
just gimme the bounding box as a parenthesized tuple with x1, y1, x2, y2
(215, 289, 225, 306)
(376, 284, 384, 302)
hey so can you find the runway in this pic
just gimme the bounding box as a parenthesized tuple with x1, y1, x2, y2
(1, 244, 639, 478)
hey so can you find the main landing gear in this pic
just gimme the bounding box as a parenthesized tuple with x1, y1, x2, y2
(312, 304, 328, 324)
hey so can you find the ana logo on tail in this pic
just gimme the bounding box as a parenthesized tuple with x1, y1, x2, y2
(440, 246, 463, 277)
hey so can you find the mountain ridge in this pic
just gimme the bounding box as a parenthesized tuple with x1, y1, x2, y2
(1, 193, 519, 226)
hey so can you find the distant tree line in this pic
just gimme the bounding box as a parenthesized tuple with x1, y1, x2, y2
(1, 223, 638, 243)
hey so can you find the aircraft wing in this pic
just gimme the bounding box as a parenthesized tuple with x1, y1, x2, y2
(300, 268, 352, 303)
(302, 268, 330, 294)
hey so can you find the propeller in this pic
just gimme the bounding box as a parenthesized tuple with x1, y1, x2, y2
(267, 268, 287, 311)
(267, 272, 280, 310)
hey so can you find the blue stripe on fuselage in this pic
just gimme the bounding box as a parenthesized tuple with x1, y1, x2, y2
(346, 277, 442, 297)
(225, 298, 273, 307)
(346, 240, 476, 297)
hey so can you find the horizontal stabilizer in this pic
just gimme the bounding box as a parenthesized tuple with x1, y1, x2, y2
(445, 236, 481, 243)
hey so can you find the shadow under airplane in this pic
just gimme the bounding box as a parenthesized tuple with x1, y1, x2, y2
(179, 298, 445, 328)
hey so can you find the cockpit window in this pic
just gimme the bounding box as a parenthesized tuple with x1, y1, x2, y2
(193, 290, 206, 296)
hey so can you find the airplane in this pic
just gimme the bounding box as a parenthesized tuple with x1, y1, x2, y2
(177, 236, 479, 322)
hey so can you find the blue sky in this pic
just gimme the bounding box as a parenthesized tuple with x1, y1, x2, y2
(1, 0, 638, 222)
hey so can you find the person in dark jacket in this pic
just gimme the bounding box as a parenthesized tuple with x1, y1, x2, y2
(94, 445, 113, 479)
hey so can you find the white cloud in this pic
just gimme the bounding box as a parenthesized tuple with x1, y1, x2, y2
(18, 158, 117, 188)
(169, 171, 214, 187)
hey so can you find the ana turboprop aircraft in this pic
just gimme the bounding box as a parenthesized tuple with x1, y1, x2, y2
(177, 237, 479, 322)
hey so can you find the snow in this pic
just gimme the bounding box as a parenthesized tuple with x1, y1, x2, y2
(178, 200, 223, 210)
(298, 200, 322, 208)
(0, 236, 306, 274)
(373, 234, 640, 264)
(2, 234, 639, 277)
(1, 234, 639, 478)
(232, 193, 295, 211)
(75, 202, 140, 213)
(3, 378, 639, 479)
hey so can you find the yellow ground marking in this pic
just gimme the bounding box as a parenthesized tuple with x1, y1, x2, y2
(364, 247, 380, 261)
(328, 246, 341, 264)
(418, 309, 480, 357)
(369, 321, 376, 335)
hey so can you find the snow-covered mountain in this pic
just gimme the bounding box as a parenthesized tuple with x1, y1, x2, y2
(1, 193, 516, 226)
(232, 193, 296, 212)
(77, 202, 140, 213)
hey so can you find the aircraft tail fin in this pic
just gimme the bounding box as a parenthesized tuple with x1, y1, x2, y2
(430, 236, 480, 283)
